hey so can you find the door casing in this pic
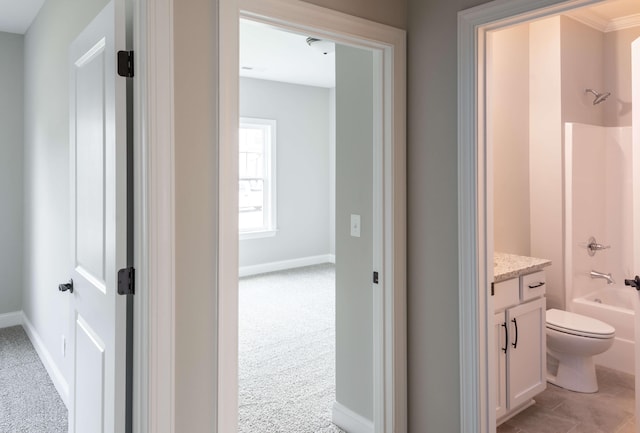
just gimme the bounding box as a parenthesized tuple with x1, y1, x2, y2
(457, 1, 618, 432)
(138, 0, 407, 432)
(219, 0, 407, 431)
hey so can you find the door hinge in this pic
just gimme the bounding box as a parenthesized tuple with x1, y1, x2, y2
(117, 50, 134, 78)
(373, 271, 379, 284)
(118, 267, 135, 295)
(491, 282, 495, 296)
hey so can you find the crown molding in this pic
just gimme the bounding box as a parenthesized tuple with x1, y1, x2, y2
(607, 13, 640, 32)
(567, 9, 640, 32)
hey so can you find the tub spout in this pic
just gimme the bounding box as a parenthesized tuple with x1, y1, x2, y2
(590, 270, 615, 285)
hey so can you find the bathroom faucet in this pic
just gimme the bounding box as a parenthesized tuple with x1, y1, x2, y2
(590, 270, 615, 285)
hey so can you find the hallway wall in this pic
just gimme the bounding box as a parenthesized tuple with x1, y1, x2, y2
(407, 1, 491, 431)
(23, 0, 109, 401)
(0, 32, 24, 317)
(303, 0, 405, 29)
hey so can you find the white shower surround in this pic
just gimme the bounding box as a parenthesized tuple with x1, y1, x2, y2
(565, 122, 634, 374)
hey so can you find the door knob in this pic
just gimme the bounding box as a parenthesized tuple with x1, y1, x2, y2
(58, 279, 74, 294)
(625, 276, 640, 290)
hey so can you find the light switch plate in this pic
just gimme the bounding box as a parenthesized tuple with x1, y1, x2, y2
(350, 214, 361, 237)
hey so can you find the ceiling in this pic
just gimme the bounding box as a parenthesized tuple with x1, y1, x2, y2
(0, 0, 45, 34)
(1, 1, 637, 84)
(566, 0, 640, 31)
(240, 19, 335, 88)
(241, 0, 640, 89)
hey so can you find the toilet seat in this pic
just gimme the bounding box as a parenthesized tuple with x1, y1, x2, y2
(546, 308, 615, 339)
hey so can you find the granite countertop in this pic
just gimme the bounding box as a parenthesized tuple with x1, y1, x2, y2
(494, 252, 552, 283)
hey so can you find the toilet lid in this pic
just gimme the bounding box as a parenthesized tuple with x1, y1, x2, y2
(546, 309, 615, 339)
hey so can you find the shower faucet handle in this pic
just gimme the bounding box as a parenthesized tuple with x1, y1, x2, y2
(587, 236, 610, 256)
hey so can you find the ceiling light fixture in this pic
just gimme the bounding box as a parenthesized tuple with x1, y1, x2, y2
(306, 37, 335, 55)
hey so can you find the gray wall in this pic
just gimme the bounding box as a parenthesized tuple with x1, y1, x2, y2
(407, 1, 490, 431)
(173, 0, 218, 430)
(303, 0, 405, 30)
(335, 44, 374, 420)
(0, 32, 24, 316)
(239, 77, 332, 267)
(23, 0, 109, 386)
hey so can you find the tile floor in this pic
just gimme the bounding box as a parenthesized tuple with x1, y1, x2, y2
(497, 366, 635, 433)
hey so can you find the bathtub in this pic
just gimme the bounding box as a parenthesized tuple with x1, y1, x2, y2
(572, 286, 635, 375)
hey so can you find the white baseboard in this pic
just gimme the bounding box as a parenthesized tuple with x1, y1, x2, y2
(0, 311, 23, 328)
(332, 401, 374, 433)
(239, 254, 335, 277)
(22, 314, 70, 409)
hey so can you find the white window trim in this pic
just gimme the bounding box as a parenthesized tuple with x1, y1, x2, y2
(239, 228, 278, 240)
(239, 117, 277, 237)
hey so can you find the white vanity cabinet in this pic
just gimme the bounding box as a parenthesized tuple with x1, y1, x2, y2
(494, 270, 547, 424)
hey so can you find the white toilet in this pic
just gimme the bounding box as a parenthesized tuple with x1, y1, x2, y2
(546, 308, 615, 393)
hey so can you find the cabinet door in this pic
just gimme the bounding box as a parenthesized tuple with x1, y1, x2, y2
(494, 312, 508, 420)
(507, 297, 546, 409)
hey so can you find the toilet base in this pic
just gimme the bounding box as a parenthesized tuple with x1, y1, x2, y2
(547, 350, 598, 393)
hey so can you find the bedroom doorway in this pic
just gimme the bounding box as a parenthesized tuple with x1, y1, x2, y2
(237, 18, 379, 433)
(216, 0, 407, 431)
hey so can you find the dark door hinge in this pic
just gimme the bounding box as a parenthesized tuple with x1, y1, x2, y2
(118, 267, 135, 295)
(491, 282, 495, 296)
(373, 271, 379, 284)
(117, 51, 134, 78)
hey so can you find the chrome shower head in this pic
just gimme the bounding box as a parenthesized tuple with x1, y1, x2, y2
(585, 88, 611, 105)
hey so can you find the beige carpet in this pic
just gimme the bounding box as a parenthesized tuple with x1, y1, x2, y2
(0, 325, 67, 433)
(239, 264, 345, 433)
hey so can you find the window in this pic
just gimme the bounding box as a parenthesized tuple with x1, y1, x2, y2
(239, 117, 276, 238)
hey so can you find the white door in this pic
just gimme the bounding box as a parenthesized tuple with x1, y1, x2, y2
(66, 1, 128, 432)
(632, 36, 640, 433)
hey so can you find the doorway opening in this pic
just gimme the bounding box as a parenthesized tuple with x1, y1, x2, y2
(458, 0, 640, 432)
(237, 16, 383, 433)
(237, 19, 340, 431)
(217, 1, 407, 431)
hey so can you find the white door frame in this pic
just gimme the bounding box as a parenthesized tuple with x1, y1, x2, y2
(457, 1, 609, 432)
(633, 35, 640, 433)
(132, 0, 175, 432)
(219, 0, 406, 432)
(137, 0, 406, 432)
